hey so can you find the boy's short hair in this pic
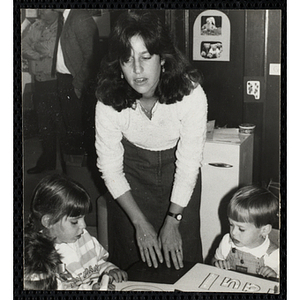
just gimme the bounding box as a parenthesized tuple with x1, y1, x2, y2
(24, 232, 62, 290)
(227, 185, 279, 228)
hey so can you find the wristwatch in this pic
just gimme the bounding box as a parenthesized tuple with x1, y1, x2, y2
(167, 212, 183, 221)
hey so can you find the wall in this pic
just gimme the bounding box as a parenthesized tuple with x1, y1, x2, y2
(188, 10, 245, 128)
(243, 10, 281, 184)
(262, 10, 281, 184)
(170, 10, 281, 184)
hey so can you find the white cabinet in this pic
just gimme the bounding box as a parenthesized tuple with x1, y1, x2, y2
(200, 129, 254, 262)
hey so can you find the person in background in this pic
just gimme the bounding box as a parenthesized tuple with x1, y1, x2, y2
(95, 11, 207, 271)
(22, 9, 60, 174)
(53, 9, 100, 157)
(24, 174, 127, 290)
(212, 186, 279, 279)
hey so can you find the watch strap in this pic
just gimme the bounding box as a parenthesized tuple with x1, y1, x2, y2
(167, 212, 183, 221)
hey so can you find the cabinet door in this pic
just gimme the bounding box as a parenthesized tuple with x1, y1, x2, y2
(200, 142, 240, 262)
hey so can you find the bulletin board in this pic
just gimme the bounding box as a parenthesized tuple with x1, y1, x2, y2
(193, 10, 230, 61)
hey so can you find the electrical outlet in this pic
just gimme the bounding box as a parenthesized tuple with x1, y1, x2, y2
(246, 81, 260, 100)
(269, 63, 281, 76)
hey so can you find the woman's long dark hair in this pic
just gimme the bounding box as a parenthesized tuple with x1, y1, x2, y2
(25, 174, 91, 234)
(96, 10, 202, 112)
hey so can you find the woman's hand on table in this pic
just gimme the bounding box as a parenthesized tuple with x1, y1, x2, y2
(135, 221, 163, 268)
(159, 217, 184, 270)
(115, 191, 163, 268)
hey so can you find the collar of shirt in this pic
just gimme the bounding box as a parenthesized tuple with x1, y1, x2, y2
(63, 9, 71, 22)
(56, 9, 71, 74)
(229, 235, 271, 258)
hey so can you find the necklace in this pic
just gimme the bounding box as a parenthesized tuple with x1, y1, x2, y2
(139, 100, 157, 119)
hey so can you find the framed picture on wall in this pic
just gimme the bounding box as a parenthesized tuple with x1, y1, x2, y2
(193, 10, 230, 61)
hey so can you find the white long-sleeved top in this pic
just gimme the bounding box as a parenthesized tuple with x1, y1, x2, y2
(95, 84, 207, 207)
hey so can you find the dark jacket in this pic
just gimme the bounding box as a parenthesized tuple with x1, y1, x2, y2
(60, 10, 100, 90)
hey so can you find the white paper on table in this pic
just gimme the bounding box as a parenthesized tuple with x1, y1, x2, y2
(173, 264, 279, 293)
(114, 280, 175, 292)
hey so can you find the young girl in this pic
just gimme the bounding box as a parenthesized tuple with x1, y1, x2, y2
(25, 174, 127, 290)
(212, 186, 279, 279)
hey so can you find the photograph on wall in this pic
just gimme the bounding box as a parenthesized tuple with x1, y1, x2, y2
(201, 16, 222, 35)
(200, 41, 223, 59)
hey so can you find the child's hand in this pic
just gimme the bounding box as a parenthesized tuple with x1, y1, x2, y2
(257, 266, 277, 278)
(214, 259, 231, 270)
(108, 268, 128, 283)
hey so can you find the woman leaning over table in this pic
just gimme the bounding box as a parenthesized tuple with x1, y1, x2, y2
(95, 11, 207, 271)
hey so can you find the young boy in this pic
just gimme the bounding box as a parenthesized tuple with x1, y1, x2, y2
(212, 186, 279, 278)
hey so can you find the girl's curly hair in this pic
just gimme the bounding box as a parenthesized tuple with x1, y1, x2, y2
(24, 232, 62, 290)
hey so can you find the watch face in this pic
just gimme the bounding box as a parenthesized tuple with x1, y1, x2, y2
(176, 214, 183, 221)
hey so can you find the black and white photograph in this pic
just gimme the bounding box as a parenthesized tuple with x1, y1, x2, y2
(201, 16, 222, 36)
(13, 3, 286, 298)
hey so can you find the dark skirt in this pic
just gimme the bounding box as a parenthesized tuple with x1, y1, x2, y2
(106, 138, 203, 270)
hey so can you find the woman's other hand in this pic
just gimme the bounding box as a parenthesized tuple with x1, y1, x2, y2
(135, 221, 163, 268)
(116, 191, 163, 268)
(159, 216, 184, 270)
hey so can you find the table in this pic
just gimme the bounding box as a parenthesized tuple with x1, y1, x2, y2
(114, 261, 279, 293)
